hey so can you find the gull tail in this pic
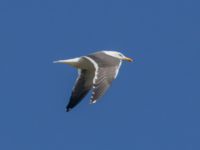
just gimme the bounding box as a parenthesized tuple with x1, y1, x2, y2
(53, 57, 81, 68)
(53, 60, 67, 63)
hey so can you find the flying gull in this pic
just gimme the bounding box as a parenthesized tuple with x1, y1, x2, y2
(54, 50, 133, 112)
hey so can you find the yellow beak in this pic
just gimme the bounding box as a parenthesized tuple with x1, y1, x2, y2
(122, 57, 133, 62)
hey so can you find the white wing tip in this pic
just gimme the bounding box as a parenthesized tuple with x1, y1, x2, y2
(90, 100, 97, 104)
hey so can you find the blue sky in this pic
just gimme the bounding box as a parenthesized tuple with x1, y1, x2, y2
(0, 0, 200, 149)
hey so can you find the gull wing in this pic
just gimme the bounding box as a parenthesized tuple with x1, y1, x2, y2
(90, 65, 121, 103)
(66, 69, 94, 112)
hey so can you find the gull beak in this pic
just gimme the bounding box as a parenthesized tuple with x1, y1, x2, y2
(122, 56, 133, 62)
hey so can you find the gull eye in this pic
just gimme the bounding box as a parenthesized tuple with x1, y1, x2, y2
(118, 54, 123, 57)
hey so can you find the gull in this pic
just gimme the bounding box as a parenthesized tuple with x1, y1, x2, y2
(54, 50, 133, 112)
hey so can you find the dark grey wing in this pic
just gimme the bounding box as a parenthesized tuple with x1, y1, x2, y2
(66, 69, 94, 112)
(90, 65, 121, 103)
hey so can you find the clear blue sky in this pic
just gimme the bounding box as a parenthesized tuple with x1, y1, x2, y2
(0, 0, 200, 149)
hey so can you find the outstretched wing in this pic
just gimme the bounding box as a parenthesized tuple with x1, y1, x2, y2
(90, 64, 121, 103)
(66, 69, 94, 112)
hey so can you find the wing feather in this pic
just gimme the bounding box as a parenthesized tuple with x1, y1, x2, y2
(90, 66, 120, 103)
(66, 69, 94, 111)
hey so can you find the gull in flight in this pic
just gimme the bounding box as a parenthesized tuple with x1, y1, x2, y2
(54, 50, 133, 112)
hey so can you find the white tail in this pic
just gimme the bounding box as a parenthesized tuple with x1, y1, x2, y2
(53, 58, 81, 68)
(53, 60, 67, 63)
(53, 58, 80, 63)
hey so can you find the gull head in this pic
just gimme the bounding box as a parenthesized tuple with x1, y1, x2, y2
(103, 51, 133, 62)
